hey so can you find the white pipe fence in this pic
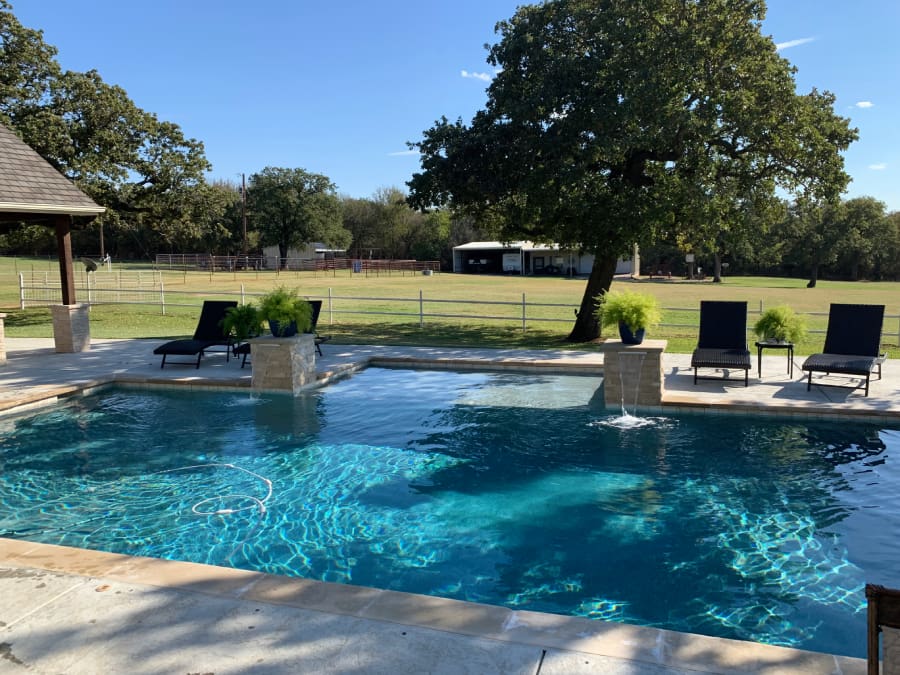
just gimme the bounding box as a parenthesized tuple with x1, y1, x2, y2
(16, 275, 900, 340)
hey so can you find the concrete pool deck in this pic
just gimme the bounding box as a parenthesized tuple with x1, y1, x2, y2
(1, 336, 895, 673)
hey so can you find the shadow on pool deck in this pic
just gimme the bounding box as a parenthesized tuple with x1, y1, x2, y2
(0, 337, 889, 673)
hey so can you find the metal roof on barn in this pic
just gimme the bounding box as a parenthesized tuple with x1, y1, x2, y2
(452, 241, 565, 251)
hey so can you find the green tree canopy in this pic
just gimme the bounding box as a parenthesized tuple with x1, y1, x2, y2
(784, 196, 890, 286)
(343, 191, 465, 267)
(248, 166, 349, 266)
(1, 1, 212, 257)
(408, 0, 857, 340)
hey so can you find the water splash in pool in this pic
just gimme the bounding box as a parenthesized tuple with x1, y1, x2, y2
(596, 412, 658, 429)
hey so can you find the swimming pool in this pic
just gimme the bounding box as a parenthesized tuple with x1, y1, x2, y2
(1, 367, 898, 658)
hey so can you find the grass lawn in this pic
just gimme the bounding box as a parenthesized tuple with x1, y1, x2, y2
(2, 256, 898, 356)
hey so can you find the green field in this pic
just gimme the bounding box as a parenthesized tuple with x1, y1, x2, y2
(2, 256, 898, 356)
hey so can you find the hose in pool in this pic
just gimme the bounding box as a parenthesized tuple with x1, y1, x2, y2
(155, 462, 273, 516)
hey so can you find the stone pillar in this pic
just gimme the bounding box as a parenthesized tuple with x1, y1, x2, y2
(602, 339, 666, 409)
(249, 333, 316, 395)
(51, 303, 91, 353)
(0, 313, 6, 364)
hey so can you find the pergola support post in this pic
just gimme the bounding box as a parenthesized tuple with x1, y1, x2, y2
(55, 214, 76, 305)
(51, 214, 90, 352)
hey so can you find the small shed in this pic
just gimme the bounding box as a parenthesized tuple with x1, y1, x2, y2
(0, 123, 105, 352)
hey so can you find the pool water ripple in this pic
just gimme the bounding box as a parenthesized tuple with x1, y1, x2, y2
(1, 368, 898, 658)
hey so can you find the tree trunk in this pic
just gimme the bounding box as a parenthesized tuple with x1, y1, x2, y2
(279, 242, 288, 270)
(807, 262, 819, 288)
(566, 253, 619, 342)
(712, 252, 722, 283)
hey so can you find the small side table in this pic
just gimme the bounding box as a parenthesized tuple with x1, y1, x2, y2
(755, 340, 794, 378)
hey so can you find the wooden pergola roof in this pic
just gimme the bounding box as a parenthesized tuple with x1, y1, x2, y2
(0, 122, 105, 304)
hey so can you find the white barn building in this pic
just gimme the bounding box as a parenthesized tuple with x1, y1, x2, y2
(452, 241, 637, 276)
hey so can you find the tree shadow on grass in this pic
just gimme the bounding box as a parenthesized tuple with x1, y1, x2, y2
(325, 321, 606, 351)
(2, 308, 51, 328)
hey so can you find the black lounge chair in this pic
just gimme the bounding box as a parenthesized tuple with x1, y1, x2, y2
(801, 303, 884, 396)
(309, 299, 332, 356)
(153, 300, 237, 368)
(234, 299, 330, 368)
(691, 300, 751, 386)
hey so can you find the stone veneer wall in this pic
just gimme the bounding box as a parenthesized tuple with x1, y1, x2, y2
(249, 333, 316, 395)
(885, 626, 900, 675)
(601, 339, 666, 409)
(51, 303, 91, 353)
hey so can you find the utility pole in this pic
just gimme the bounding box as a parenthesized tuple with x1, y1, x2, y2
(241, 173, 248, 256)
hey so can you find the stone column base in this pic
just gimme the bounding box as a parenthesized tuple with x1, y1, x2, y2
(0, 313, 6, 364)
(601, 339, 667, 409)
(249, 333, 316, 395)
(51, 304, 91, 353)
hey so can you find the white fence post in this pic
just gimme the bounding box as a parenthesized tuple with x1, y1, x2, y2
(240, 284, 245, 305)
(327, 287, 333, 324)
(419, 290, 424, 328)
(18, 272, 25, 309)
(160, 278, 166, 315)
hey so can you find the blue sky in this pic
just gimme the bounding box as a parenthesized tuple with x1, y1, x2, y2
(11, 0, 899, 211)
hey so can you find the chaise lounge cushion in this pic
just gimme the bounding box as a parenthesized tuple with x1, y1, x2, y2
(153, 339, 216, 369)
(153, 339, 214, 357)
(691, 348, 752, 370)
(800, 352, 877, 376)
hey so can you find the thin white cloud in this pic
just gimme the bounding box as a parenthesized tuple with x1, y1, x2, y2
(388, 149, 419, 157)
(855, 101, 875, 109)
(775, 37, 815, 51)
(869, 163, 888, 170)
(461, 69, 492, 82)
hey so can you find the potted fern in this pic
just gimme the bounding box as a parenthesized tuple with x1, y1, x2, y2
(753, 305, 807, 344)
(258, 287, 313, 337)
(221, 303, 262, 344)
(594, 289, 662, 345)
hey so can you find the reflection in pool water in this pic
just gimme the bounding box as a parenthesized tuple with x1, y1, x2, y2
(1, 367, 898, 658)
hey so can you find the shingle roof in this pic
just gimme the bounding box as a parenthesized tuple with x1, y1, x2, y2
(0, 122, 104, 216)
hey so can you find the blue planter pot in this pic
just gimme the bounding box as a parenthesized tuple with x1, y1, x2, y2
(618, 322, 645, 345)
(268, 319, 298, 337)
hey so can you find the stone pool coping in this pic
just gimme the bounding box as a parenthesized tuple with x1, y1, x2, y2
(3, 339, 900, 423)
(0, 337, 894, 671)
(0, 539, 867, 674)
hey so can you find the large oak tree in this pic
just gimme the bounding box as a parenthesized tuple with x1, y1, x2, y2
(407, 0, 857, 341)
(248, 167, 349, 266)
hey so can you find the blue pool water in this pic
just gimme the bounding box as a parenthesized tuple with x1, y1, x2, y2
(1, 368, 899, 658)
